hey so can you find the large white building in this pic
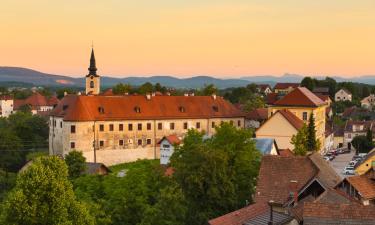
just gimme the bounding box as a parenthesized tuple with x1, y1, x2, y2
(49, 49, 245, 165)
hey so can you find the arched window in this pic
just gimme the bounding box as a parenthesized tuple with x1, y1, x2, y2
(90, 81, 95, 88)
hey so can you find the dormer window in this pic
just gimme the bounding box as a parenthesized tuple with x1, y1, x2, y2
(90, 81, 94, 88)
(212, 106, 219, 112)
(98, 106, 105, 114)
(62, 105, 69, 110)
(179, 106, 185, 113)
(134, 106, 141, 113)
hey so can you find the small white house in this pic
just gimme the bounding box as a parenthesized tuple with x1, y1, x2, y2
(158, 135, 182, 165)
(361, 94, 375, 109)
(0, 96, 14, 117)
(335, 89, 352, 102)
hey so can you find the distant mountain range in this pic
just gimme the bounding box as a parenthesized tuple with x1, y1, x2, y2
(1, 67, 375, 89)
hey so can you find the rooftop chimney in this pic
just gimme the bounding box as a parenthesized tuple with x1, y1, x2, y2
(146, 93, 151, 100)
(184, 93, 189, 97)
(212, 93, 217, 100)
(64, 91, 68, 96)
(289, 180, 298, 205)
(268, 200, 275, 225)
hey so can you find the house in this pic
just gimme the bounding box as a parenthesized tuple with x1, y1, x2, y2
(84, 162, 110, 175)
(361, 94, 375, 109)
(312, 87, 329, 95)
(14, 92, 59, 115)
(0, 96, 14, 117)
(265, 93, 279, 105)
(245, 108, 268, 129)
(273, 83, 299, 95)
(253, 138, 279, 155)
(256, 84, 272, 95)
(49, 50, 245, 166)
(158, 135, 182, 165)
(302, 202, 375, 225)
(355, 149, 375, 175)
(333, 126, 344, 149)
(336, 171, 375, 205)
(255, 109, 303, 150)
(324, 122, 334, 154)
(343, 121, 373, 149)
(335, 88, 352, 102)
(209, 153, 346, 225)
(315, 93, 332, 106)
(268, 87, 327, 152)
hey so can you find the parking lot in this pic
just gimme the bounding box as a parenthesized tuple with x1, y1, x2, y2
(328, 150, 355, 178)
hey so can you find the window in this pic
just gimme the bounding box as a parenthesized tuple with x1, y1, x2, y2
(147, 123, 151, 130)
(60, 122, 62, 128)
(70, 125, 76, 133)
(100, 140, 104, 147)
(134, 106, 141, 113)
(158, 123, 162, 130)
(170, 122, 175, 130)
(237, 120, 241, 127)
(302, 112, 308, 121)
(196, 122, 201, 129)
(183, 122, 188, 129)
(128, 123, 133, 131)
(99, 124, 104, 131)
(109, 124, 114, 131)
(212, 106, 219, 112)
(138, 139, 142, 146)
(230, 120, 234, 125)
(90, 81, 94, 88)
(147, 139, 151, 145)
(163, 144, 170, 148)
(119, 124, 123, 131)
(70, 142, 75, 149)
(138, 123, 142, 130)
(53, 120, 56, 127)
(212, 121, 215, 128)
(98, 106, 104, 114)
(119, 140, 124, 146)
(179, 106, 185, 112)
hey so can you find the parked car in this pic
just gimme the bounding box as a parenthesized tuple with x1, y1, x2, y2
(330, 150, 338, 156)
(352, 155, 362, 161)
(342, 148, 351, 154)
(342, 166, 355, 175)
(323, 156, 330, 161)
(325, 152, 335, 160)
(358, 153, 367, 158)
(348, 161, 357, 167)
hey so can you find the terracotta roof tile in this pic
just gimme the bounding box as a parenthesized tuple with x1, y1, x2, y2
(277, 109, 304, 130)
(273, 87, 326, 107)
(266, 93, 278, 105)
(274, 83, 300, 90)
(346, 175, 375, 200)
(158, 135, 182, 145)
(278, 148, 294, 157)
(208, 202, 269, 225)
(51, 95, 245, 121)
(245, 108, 268, 121)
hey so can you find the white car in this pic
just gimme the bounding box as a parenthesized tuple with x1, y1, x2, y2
(342, 166, 355, 175)
(348, 161, 357, 167)
(358, 153, 367, 158)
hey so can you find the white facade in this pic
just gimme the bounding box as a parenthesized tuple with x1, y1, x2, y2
(160, 139, 179, 165)
(361, 94, 375, 109)
(0, 99, 14, 117)
(335, 89, 352, 102)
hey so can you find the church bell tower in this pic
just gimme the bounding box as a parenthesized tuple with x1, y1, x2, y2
(85, 48, 101, 95)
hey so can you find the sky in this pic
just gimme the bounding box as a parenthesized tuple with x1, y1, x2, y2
(1, 0, 375, 78)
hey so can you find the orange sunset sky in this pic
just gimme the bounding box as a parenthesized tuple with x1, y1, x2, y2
(1, 0, 374, 78)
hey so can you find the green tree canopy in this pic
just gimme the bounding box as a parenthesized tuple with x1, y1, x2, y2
(112, 83, 132, 95)
(307, 113, 320, 152)
(351, 135, 373, 154)
(200, 84, 218, 96)
(65, 150, 87, 179)
(301, 77, 316, 91)
(138, 82, 154, 94)
(291, 124, 309, 156)
(0, 156, 94, 225)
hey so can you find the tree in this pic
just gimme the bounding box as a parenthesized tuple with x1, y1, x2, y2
(243, 94, 265, 112)
(171, 124, 261, 224)
(138, 82, 154, 94)
(362, 86, 370, 98)
(0, 156, 94, 225)
(307, 113, 320, 152)
(366, 128, 373, 146)
(56, 88, 77, 99)
(112, 83, 132, 95)
(301, 77, 316, 91)
(200, 84, 218, 96)
(351, 135, 373, 154)
(291, 124, 309, 156)
(65, 150, 87, 179)
(0, 128, 24, 172)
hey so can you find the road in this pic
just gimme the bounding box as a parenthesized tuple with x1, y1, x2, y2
(328, 150, 355, 178)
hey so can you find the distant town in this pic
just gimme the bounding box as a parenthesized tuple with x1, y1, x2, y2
(0, 50, 374, 225)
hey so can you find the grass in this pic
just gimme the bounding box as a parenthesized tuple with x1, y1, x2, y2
(108, 159, 159, 175)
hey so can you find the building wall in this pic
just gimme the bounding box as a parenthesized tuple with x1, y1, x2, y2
(333, 136, 344, 148)
(0, 99, 14, 117)
(49, 117, 245, 165)
(85, 75, 100, 95)
(268, 105, 326, 152)
(355, 154, 375, 175)
(160, 139, 175, 165)
(255, 113, 298, 150)
(335, 89, 352, 102)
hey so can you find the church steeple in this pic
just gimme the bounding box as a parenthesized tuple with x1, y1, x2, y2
(85, 47, 101, 95)
(87, 48, 98, 76)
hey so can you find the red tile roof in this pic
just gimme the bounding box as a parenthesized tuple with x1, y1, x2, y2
(315, 94, 331, 102)
(278, 148, 294, 157)
(266, 93, 278, 105)
(101, 88, 114, 96)
(273, 87, 326, 107)
(303, 202, 375, 220)
(208, 202, 269, 225)
(51, 95, 245, 121)
(245, 108, 268, 121)
(257, 84, 271, 92)
(277, 109, 304, 130)
(346, 175, 375, 200)
(274, 83, 300, 90)
(0, 95, 13, 100)
(158, 135, 182, 145)
(13, 93, 59, 110)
